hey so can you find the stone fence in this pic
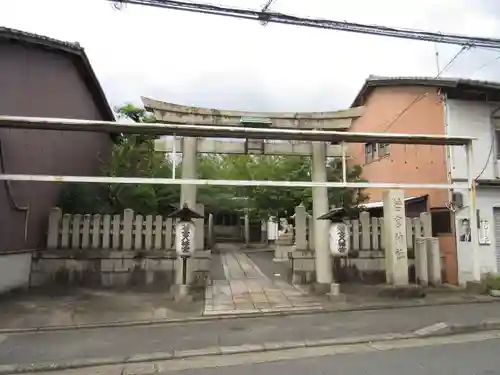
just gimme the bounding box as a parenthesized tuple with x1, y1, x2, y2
(31, 207, 211, 290)
(47, 208, 177, 251)
(281, 208, 442, 285)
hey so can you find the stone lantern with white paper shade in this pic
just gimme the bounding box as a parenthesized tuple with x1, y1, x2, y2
(317, 208, 350, 257)
(168, 203, 204, 289)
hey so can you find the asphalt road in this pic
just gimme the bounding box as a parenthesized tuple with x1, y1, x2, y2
(159, 336, 500, 375)
(0, 302, 499, 366)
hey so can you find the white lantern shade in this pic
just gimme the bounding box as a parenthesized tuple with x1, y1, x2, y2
(175, 221, 195, 256)
(329, 222, 349, 256)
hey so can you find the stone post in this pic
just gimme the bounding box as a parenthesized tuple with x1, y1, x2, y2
(382, 190, 409, 286)
(415, 237, 428, 286)
(426, 237, 442, 286)
(311, 141, 333, 285)
(295, 204, 307, 251)
(194, 203, 205, 251)
(244, 213, 250, 247)
(261, 219, 268, 244)
(47, 207, 62, 249)
(180, 137, 197, 209)
(307, 214, 315, 251)
(207, 213, 214, 249)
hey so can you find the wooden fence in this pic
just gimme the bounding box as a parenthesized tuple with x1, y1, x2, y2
(46, 208, 175, 251)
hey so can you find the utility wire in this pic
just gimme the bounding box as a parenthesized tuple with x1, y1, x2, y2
(259, 0, 276, 26)
(471, 54, 500, 76)
(109, 0, 500, 49)
(382, 45, 470, 133)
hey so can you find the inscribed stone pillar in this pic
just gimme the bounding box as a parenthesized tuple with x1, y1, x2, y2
(311, 141, 333, 284)
(194, 203, 205, 251)
(180, 137, 197, 209)
(295, 204, 307, 251)
(382, 190, 409, 286)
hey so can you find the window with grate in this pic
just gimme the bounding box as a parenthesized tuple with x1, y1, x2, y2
(378, 143, 390, 157)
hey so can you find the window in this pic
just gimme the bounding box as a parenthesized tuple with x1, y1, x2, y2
(364, 143, 377, 163)
(365, 142, 389, 163)
(378, 143, 390, 157)
(431, 210, 452, 236)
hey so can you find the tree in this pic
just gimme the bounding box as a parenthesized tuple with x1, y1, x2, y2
(59, 103, 180, 215)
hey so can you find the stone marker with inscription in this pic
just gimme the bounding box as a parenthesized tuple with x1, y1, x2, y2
(382, 190, 409, 286)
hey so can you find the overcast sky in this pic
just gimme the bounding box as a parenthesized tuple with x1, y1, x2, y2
(2, 0, 500, 112)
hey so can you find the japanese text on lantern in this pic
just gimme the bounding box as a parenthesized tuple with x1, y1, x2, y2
(392, 196, 406, 260)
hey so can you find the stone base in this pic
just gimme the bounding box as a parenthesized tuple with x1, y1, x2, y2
(377, 285, 426, 299)
(30, 249, 211, 291)
(173, 284, 193, 303)
(308, 282, 332, 296)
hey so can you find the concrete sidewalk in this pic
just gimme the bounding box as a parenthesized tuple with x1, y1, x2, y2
(0, 302, 499, 371)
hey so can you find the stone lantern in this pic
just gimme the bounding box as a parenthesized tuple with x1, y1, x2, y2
(317, 208, 350, 257)
(168, 203, 204, 293)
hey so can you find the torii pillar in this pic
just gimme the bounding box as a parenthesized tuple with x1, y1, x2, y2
(312, 141, 332, 286)
(180, 137, 197, 209)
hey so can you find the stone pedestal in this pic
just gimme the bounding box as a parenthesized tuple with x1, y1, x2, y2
(382, 190, 409, 286)
(173, 284, 193, 302)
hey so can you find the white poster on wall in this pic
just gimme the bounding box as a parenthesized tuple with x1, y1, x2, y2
(479, 219, 491, 245)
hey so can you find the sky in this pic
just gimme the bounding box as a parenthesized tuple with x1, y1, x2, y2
(2, 0, 500, 112)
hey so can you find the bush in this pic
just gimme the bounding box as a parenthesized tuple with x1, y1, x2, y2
(483, 273, 500, 291)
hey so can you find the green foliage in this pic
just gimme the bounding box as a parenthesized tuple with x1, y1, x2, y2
(58, 103, 368, 218)
(483, 273, 500, 291)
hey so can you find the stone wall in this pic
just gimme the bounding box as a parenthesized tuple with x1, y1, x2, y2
(0, 251, 32, 294)
(30, 249, 211, 290)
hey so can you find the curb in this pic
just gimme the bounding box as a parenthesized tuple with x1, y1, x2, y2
(2, 319, 500, 374)
(0, 298, 498, 335)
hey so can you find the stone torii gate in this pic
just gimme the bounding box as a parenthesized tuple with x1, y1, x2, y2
(142, 97, 364, 286)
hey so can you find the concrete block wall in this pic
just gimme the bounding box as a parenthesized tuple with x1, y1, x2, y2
(0, 251, 32, 294)
(30, 249, 211, 290)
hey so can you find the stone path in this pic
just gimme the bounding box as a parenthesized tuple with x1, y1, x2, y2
(203, 250, 324, 315)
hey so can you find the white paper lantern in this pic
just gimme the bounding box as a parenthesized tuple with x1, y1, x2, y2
(175, 221, 195, 257)
(329, 222, 349, 256)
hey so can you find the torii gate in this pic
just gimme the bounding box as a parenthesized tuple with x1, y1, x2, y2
(143, 96, 365, 285)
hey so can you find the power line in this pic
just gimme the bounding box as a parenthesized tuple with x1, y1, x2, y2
(382, 45, 470, 133)
(108, 0, 500, 49)
(260, 0, 276, 26)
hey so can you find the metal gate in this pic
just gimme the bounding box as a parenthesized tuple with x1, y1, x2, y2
(493, 208, 500, 272)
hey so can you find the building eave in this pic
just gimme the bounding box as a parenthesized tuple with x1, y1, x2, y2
(350, 75, 500, 107)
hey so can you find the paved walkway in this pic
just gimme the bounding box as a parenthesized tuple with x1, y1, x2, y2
(204, 250, 323, 315)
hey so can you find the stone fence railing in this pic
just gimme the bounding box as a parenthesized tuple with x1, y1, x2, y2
(46, 207, 204, 251)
